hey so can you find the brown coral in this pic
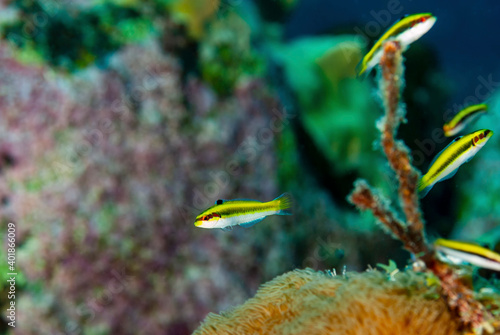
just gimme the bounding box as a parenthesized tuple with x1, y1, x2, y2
(194, 269, 461, 335)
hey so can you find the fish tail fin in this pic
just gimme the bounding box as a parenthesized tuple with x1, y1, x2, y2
(417, 178, 432, 198)
(272, 192, 293, 215)
(355, 60, 367, 80)
(427, 232, 442, 245)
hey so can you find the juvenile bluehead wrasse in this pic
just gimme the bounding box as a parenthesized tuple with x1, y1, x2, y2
(418, 129, 493, 197)
(194, 193, 292, 229)
(435, 238, 500, 271)
(443, 104, 488, 137)
(356, 13, 436, 77)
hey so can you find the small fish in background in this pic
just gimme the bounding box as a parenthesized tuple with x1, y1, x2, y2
(418, 129, 493, 197)
(443, 104, 488, 137)
(356, 13, 437, 77)
(194, 193, 292, 230)
(434, 238, 500, 272)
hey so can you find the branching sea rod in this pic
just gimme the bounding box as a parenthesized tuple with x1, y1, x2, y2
(348, 41, 496, 334)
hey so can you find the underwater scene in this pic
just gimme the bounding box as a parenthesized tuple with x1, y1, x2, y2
(1, 0, 500, 334)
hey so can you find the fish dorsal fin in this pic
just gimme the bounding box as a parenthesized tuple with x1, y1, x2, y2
(429, 136, 462, 167)
(400, 14, 409, 20)
(240, 217, 265, 228)
(222, 198, 261, 203)
(480, 243, 491, 249)
(215, 197, 261, 205)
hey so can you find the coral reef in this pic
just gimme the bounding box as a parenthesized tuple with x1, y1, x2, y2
(169, 0, 220, 39)
(0, 37, 286, 333)
(194, 40, 500, 335)
(200, 11, 264, 96)
(1, 2, 379, 333)
(1, 1, 499, 334)
(194, 268, 462, 335)
(1, 1, 157, 70)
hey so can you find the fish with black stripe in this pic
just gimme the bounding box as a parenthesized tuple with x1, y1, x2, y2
(194, 193, 292, 230)
(418, 129, 493, 197)
(443, 104, 488, 137)
(356, 13, 436, 77)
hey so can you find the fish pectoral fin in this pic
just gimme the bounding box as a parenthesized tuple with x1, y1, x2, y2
(221, 226, 233, 232)
(240, 217, 265, 228)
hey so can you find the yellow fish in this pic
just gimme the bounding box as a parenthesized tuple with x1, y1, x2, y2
(418, 129, 493, 197)
(356, 13, 436, 77)
(443, 104, 488, 137)
(435, 238, 500, 271)
(194, 193, 292, 230)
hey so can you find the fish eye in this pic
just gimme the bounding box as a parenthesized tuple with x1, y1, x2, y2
(208, 213, 220, 219)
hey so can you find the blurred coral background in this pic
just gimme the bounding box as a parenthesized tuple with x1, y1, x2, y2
(0, 0, 499, 334)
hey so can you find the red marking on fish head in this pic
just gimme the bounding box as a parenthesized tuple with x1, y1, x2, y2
(411, 16, 428, 27)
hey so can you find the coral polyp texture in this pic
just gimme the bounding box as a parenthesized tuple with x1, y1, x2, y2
(194, 269, 462, 335)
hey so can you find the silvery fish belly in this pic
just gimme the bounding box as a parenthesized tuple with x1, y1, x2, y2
(443, 104, 488, 137)
(435, 239, 500, 271)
